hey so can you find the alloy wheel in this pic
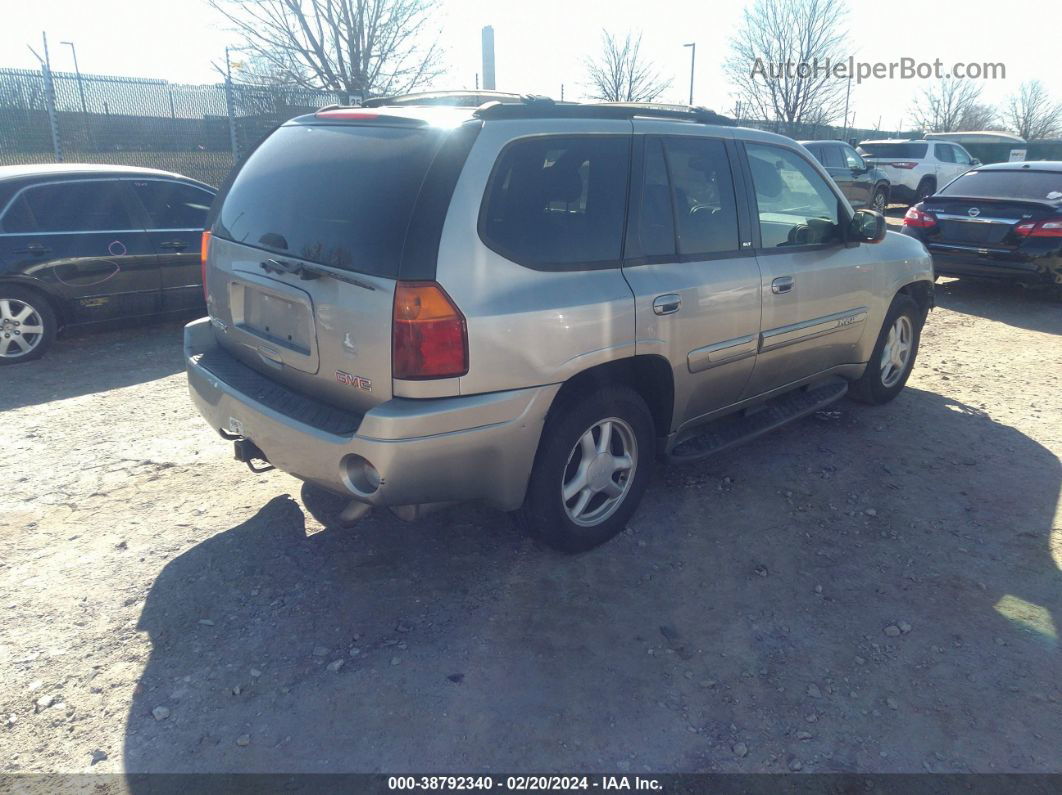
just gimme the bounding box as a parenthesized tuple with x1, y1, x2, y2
(561, 417, 638, 527)
(0, 298, 45, 359)
(880, 315, 913, 388)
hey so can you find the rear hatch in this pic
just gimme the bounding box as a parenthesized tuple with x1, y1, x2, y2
(204, 111, 473, 413)
(920, 168, 1062, 251)
(857, 141, 929, 173)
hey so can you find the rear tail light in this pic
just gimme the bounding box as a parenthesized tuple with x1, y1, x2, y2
(1014, 217, 1062, 238)
(200, 230, 212, 302)
(392, 282, 468, 379)
(889, 161, 918, 169)
(903, 206, 937, 228)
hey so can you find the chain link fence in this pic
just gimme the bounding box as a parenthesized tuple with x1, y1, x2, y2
(0, 67, 346, 187)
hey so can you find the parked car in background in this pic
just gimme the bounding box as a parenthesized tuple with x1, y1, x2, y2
(901, 160, 1062, 294)
(800, 139, 890, 211)
(0, 164, 215, 364)
(185, 97, 933, 553)
(857, 139, 979, 205)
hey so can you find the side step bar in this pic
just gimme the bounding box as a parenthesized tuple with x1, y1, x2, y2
(668, 377, 848, 464)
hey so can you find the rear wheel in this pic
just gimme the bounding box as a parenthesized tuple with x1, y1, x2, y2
(871, 188, 888, 213)
(0, 287, 56, 365)
(914, 177, 935, 203)
(849, 294, 922, 405)
(516, 385, 654, 553)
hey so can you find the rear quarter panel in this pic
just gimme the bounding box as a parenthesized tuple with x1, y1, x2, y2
(434, 118, 638, 396)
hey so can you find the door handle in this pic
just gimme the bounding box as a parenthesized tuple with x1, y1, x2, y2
(653, 293, 682, 315)
(14, 244, 50, 256)
(159, 240, 188, 250)
(772, 276, 794, 294)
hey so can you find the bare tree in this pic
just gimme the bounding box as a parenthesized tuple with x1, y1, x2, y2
(1004, 80, 1062, 140)
(208, 0, 445, 98)
(911, 78, 987, 133)
(724, 0, 849, 130)
(584, 30, 671, 103)
(957, 102, 998, 132)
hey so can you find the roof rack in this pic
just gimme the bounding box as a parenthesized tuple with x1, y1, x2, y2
(473, 97, 734, 126)
(362, 90, 532, 108)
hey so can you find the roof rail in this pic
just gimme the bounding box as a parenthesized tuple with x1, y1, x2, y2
(473, 97, 734, 126)
(362, 90, 530, 108)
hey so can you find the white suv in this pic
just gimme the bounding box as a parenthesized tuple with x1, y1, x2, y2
(857, 139, 979, 205)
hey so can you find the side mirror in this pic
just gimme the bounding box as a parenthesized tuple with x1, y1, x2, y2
(848, 209, 886, 244)
(971, 158, 982, 167)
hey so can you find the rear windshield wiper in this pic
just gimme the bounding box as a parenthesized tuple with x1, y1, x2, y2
(260, 258, 375, 291)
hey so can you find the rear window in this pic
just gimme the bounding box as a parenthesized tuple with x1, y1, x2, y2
(215, 123, 446, 277)
(939, 170, 1062, 201)
(858, 142, 928, 159)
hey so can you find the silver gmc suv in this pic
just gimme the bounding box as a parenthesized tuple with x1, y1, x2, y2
(185, 97, 934, 552)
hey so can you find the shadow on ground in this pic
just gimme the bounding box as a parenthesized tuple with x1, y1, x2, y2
(1, 318, 190, 411)
(934, 278, 1062, 335)
(124, 386, 1061, 774)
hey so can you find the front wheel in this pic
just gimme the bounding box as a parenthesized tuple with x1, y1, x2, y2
(0, 287, 56, 365)
(516, 385, 655, 553)
(849, 294, 923, 405)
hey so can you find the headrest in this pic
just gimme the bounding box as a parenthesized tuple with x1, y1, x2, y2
(749, 155, 784, 198)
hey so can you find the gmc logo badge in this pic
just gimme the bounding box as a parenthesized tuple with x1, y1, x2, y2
(336, 370, 373, 392)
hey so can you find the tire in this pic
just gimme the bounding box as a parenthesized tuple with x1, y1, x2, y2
(914, 177, 935, 203)
(871, 188, 888, 213)
(0, 286, 57, 365)
(849, 294, 923, 405)
(516, 385, 655, 553)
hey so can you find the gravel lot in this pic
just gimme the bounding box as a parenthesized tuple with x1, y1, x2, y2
(1, 278, 1060, 775)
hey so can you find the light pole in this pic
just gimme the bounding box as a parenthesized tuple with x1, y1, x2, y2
(683, 42, 696, 106)
(60, 41, 88, 116)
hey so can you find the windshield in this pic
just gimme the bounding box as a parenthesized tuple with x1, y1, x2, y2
(216, 123, 446, 277)
(939, 170, 1062, 201)
(858, 142, 928, 159)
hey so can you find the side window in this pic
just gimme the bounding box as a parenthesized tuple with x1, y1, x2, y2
(804, 144, 823, 164)
(953, 146, 972, 165)
(1, 195, 37, 233)
(638, 138, 676, 257)
(842, 145, 865, 170)
(481, 135, 630, 268)
(822, 145, 845, 169)
(662, 137, 739, 255)
(132, 181, 213, 229)
(22, 181, 136, 233)
(936, 144, 955, 163)
(745, 143, 841, 248)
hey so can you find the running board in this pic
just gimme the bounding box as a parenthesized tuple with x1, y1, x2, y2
(668, 378, 848, 463)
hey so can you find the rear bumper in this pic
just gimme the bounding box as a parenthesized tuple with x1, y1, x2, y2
(184, 318, 559, 511)
(929, 247, 1062, 285)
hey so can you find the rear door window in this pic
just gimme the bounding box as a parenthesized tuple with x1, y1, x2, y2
(22, 181, 137, 233)
(936, 144, 955, 163)
(821, 145, 845, 169)
(638, 138, 676, 258)
(480, 135, 630, 268)
(132, 180, 213, 229)
(216, 123, 448, 277)
(662, 136, 739, 255)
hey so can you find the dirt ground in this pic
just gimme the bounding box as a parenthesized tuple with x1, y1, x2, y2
(1, 277, 1060, 775)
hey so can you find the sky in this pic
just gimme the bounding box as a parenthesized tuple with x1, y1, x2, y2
(3, 0, 1060, 133)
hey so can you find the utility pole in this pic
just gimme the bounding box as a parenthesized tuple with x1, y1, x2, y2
(60, 41, 87, 116)
(683, 42, 696, 105)
(28, 32, 63, 162)
(560, 84, 565, 101)
(481, 26, 496, 91)
(841, 74, 852, 140)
